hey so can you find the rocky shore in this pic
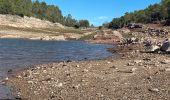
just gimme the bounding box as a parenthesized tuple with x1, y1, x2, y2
(4, 24, 170, 99)
(5, 45, 170, 100)
(2, 14, 170, 99)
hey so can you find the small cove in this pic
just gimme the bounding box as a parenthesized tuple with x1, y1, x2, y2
(0, 38, 117, 99)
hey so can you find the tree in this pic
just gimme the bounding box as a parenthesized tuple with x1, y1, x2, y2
(79, 20, 90, 28)
(0, 0, 14, 14)
(0, 0, 90, 27)
(107, 0, 170, 28)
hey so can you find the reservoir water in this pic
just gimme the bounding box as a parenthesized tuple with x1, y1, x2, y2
(0, 38, 114, 99)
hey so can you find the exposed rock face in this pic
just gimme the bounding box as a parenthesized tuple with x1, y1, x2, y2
(118, 28, 131, 34)
(93, 30, 123, 42)
(0, 14, 64, 29)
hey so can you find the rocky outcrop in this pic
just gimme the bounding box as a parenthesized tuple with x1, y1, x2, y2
(127, 23, 144, 29)
(142, 27, 169, 37)
(93, 30, 123, 42)
(0, 14, 64, 29)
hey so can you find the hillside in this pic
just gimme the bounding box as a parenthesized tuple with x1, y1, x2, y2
(0, 14, 95, 40)
(0, 0, 90, 28)
(108, 0, 170, 29)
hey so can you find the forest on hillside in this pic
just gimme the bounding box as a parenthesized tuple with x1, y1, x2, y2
(0, 0, 90, 28)
(107, 0, 170, 29)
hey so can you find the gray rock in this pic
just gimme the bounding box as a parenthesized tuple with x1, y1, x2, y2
(160, 41, 170, 52)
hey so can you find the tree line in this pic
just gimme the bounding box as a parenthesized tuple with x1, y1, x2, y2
(107, 0, 170, 29)
(0, 0, 90, 28)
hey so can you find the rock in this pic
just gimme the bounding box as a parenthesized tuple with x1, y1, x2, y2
(160, 40, 170, 52)
(134, 60, 142, 64)
(165, 68, 170, 72)
(66, 60, 72, 63)
(107, 61, 111, 64)
(118, 28, 130, 34)
(7, 69, 13, 73)
(57, 83, 63, 87)
(160, 60, 170, 64)
(117, 69, 134, 73)
(27, 81, 34, 84)
(148, 88, 159, 92)
(145, 45, 160, 52)
(15, 96, 22, 100)
(76, 65, 80, 68)
(147, 76, 153, 80)
(143, 58, 151, 61)
(93, 29, 122, 42)
(110, 65, 116, 69)
(132, 68, 137, 72)
(127, 63, 135, 66)
(5, 77, 9, 81)
(16, 75, 22, 79)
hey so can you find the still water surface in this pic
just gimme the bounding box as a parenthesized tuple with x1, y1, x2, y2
(0, 38, 114, 99)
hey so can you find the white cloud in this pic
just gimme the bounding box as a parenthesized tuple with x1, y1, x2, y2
(98, 16, 109, 20)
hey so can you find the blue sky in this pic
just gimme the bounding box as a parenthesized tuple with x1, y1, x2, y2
(37, 0, 161, 26)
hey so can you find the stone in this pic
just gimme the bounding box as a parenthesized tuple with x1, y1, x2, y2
(5, 77, 9, 81)
(117, 69, 133, 73)
(127, 63, 135, 66)
(110, 65, 116, 69)
(165, 68, 170, 72)
(145, 45, 160, 52)
(132, 68, 137, 72)
(76, 65, 80, 68)
(57, 83, 63, 87)
(134, 60, 142, 64)
(160, 41, 170, 52)
(148, 88, 159, 92)
(7, 69, 13, 73)
(160, 60, 170, 64)
(66, 60, 72, 63)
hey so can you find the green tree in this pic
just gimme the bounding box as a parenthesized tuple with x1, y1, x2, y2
(79, 20, 90, 28)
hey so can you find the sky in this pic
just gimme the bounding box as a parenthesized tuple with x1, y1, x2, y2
(37, 0, 161, 26)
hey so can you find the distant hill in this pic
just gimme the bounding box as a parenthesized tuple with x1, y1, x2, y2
(107, 0, 170, 29)
(0, 0, 90, 28)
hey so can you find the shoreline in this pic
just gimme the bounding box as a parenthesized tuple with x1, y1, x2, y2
(6, 45, 170, 99)
(0, 39, 116, 100)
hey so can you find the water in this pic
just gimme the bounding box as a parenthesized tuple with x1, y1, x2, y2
(0, 38, 114, 99)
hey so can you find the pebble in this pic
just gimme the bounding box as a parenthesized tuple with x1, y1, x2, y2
(107, 62, 111, 64)
(127, 63, 135, 66)
(110, 65, 116, 69)
(148, 88, 159, 92)
(17, 75, 22, 79)
(160, 60, 170, 64)
(134, 60, 142, 64)
(165, 68, 170, 72)
(132, 68, 137, 72)
(57, 83, 63, 87)
(76, 65, 80, 68)
(5, 77, 9, 81)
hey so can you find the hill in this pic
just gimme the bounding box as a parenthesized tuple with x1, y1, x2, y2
(107, 0, 170, 29)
